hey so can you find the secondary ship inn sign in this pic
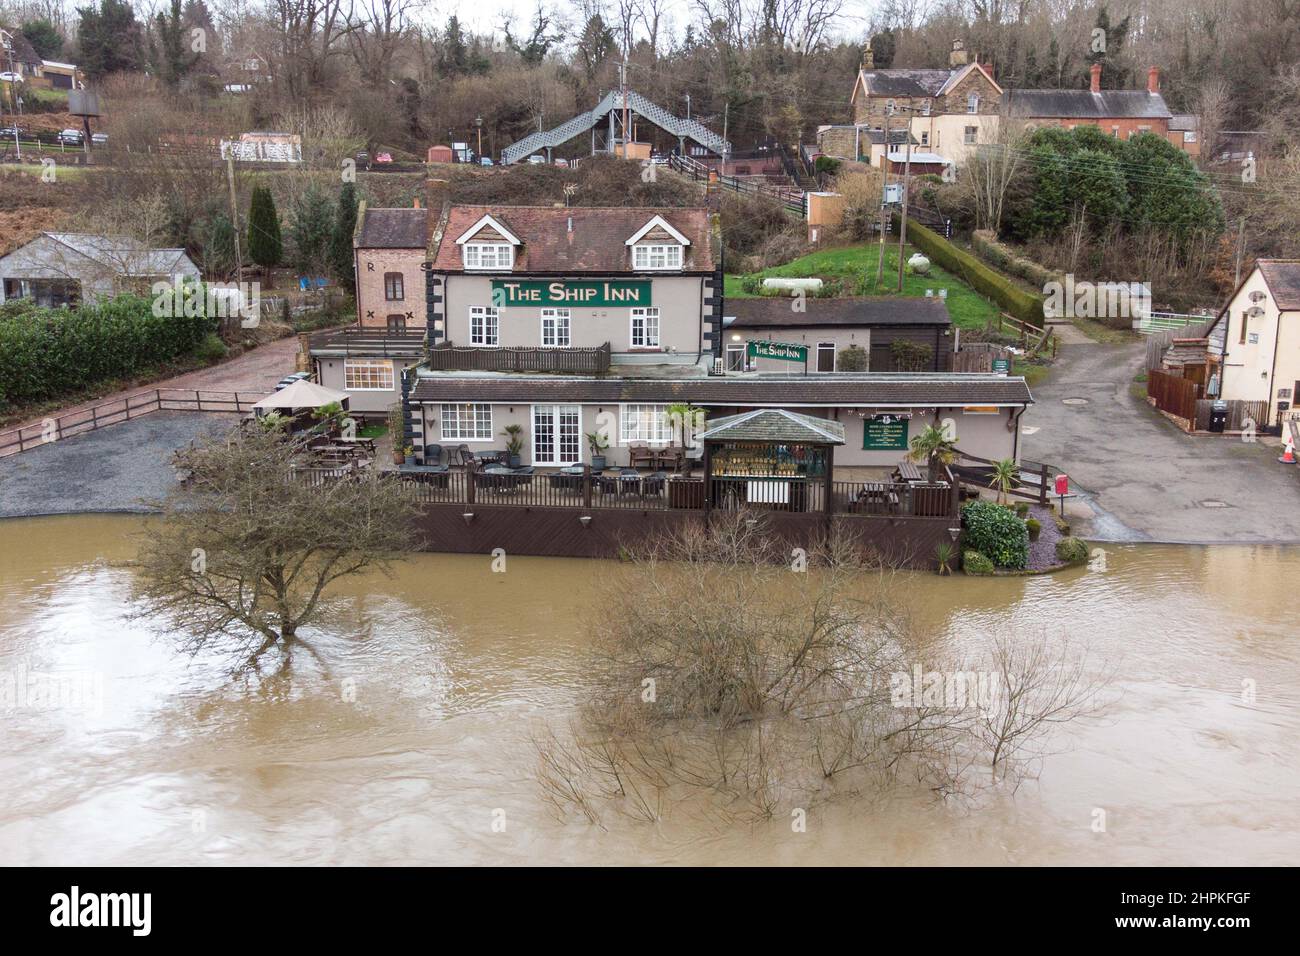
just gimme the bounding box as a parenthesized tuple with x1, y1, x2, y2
(493, 280, 651, 308)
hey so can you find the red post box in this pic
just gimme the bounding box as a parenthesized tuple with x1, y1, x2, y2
(1054, 474, 1069, 496)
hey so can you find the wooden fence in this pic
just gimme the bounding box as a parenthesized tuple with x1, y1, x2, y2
(0, 389, 260, 458)
(427, 341, 611, 374)
(1146, 368, 1202, 421)
(1193, 399, 1269, 432)
(1144, 319, 1215, 372)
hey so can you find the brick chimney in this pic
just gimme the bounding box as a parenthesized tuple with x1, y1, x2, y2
(862, 42, 874, 71)
(425, 178, 449, 214)
(1090, 62, 1102, 93)
(950, 39, 968, 68)
(1147, 66, 1160, 94)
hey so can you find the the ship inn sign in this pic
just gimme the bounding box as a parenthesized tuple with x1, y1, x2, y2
(746, 339, 808, 363)
(492, 280, 651, 307)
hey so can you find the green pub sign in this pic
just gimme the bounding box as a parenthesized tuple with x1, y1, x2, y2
(492, 280, 652, 308)
(991, 357, 1011, 374)
(746, 339, 808, 363)
(863, 415, 909, 450)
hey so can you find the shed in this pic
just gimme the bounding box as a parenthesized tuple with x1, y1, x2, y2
(427, 145, 454, 164)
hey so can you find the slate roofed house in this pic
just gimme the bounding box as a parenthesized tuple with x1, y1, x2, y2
(1002, 64, 1192, 154)
(1, 28, 43, 79)
(353, 202, 434, 332)
(0, 232, 200, 308)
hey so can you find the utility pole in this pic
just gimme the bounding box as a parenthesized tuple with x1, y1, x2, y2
(1, 30, 20, 161)
(874, 109, 891, 287)
(685, 93, 691, 120)
(1233, 216, 1246, 288)
(620, 56, 629, 158)
(226, 153, 243, 280)
(722, 101, 730, 172)
(896, 135, 913, 292)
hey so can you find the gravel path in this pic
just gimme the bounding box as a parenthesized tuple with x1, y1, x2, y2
(0, 411, 234, 517)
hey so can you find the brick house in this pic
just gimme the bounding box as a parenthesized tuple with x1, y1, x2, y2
(353, 203, 432, 331)
(1003, 64, 1190, 154)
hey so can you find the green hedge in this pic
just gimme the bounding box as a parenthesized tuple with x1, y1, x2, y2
(970, 230, 1063, 291)
(0, 295, 215, 411)
(961, 500, 1029, 570)
(899, 216, 1046, 328)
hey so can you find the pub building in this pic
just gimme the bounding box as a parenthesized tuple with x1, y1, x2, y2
(306, 184, 1034, 474)
(398, 200, 1033, 476)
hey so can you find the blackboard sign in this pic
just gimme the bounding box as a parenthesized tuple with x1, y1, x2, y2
(863, 415, 909, 450)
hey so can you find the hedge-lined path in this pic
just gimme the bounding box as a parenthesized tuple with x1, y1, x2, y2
(6, 337, 300, 436)
(1022, 339, 1300, 544)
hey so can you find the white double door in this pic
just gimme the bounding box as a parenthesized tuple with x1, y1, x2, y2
(532, 404, 582, 466)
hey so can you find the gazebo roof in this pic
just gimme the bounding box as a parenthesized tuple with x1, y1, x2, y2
(252, 379, 349, 410)
(699, 409, 846, 445)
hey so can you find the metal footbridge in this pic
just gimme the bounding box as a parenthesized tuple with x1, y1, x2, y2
(501, 89, 730, 165)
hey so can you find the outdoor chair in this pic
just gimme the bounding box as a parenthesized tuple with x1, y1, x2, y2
(423, 443, 443, 465)
(641, 471, 668, 497)
(628, 444, 656, 469)
(456, 445, 474, 467)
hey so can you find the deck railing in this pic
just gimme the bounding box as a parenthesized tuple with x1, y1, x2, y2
(0, 388, 261, 458)
(427, 340, 611, 374)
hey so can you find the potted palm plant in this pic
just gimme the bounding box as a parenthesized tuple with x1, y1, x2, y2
(908, 424, 958, 482)
(501, 424, 524, 468)
(586, 430, 609, 471)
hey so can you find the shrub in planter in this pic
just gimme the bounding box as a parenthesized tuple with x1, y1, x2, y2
(1015, 502, 1030, 517)
(961, 500, 1029, 569)
(963, 550, 995, 575)
(1026, 517, 1042, 539)
(1055, 536, 1089, 565)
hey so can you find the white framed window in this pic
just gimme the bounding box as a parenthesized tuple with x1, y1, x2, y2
(541, 307, 571, 346)
(620, 404, 673, 445)
(533, 405, 582, 465)
(967, 92, 980, 113)
(632, 243, 683, 270)
(919, 131, 929, 146)
(344, 358, 394, 390)
(964, 125, 978, 145)
(470, 305, 499, 345)
(441, 403, 493, 441)
(630, 307, 660, 348)
(463, 243, 514, 271)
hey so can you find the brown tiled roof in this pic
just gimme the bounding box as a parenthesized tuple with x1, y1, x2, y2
(357, 208, 430, 248)
(430, 205, 714, 273)
(728, 296, 950, 328)
(1258, 260, 1300, 311)
(410, 373, 1032, 406)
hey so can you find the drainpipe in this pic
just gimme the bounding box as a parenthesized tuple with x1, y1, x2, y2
(1010, 405, 1027, 460)
(1267, 309, 1286, 430)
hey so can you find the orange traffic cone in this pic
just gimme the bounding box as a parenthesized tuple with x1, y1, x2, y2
(1280, 435, 1297, 464)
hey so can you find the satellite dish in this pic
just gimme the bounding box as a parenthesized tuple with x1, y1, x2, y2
(1248, 306, 1266, 317)
(1248, 291, 1267, 303)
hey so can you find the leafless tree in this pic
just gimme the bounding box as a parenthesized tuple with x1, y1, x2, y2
(345, 0, 413, 88)
(268, 0, 361, 105)
(131, 422, 421, 673)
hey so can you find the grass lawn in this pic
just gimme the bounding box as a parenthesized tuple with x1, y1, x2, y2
(358, 423, 388, 439)
(725, 242, 1000, 332)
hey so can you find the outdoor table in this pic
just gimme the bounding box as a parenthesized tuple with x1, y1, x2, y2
(893, 460, 924, 483)
(549, 466, 600, 492)
(398, 463, 449, 487)
(480, 466, 534, 492)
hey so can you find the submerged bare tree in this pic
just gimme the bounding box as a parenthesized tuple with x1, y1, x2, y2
(536, 511, 1108, 825)
(131, 422, 421, 672)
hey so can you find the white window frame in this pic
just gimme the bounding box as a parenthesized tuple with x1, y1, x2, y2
(630, 307, 660, 348)
(619, 404, 673, 446)
(440, 403, 493, 441)
(632, 243, 683, 270)
(964, 125, 978, 145)
(532, 404, 582, 466)
(540, 307, 571, 347)
(967, 92, 980, 113)
(469, 305, 499, 346)
(462, 243, 514, 271)
(343, 358, 394, 391)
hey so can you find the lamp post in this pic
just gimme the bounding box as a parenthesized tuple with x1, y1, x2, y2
(475, 115, 483, 163)
(0, 29, 20, 160)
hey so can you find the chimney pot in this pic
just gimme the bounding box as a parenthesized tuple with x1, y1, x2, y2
(1090, 63, 1102, 94)
(1147, 66, 1160, 94)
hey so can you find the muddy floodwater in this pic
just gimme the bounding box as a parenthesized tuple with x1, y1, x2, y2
(1, 514, 1296, 865)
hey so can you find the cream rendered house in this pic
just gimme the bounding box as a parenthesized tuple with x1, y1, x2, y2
(1210, 260, 1300, 433)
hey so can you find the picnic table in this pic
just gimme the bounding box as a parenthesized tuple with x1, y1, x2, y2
(892, 460, 924, 483)
(398, 463, 450, 487)
(478, 465, 534, 492)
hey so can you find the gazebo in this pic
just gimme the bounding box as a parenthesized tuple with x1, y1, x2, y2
(698, 409, 844, 513)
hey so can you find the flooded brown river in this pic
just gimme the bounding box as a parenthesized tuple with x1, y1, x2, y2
(1, 514, 1297, 865)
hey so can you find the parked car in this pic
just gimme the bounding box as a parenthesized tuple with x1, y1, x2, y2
(91, 132, 108, 146)
(553, 158, 569, 168)
(479, 156, 493, 166)
(527, 154, 545, 165)
(274, 372, 312, 391)
(0, 125, 26, 139)
(373, 152, 392, 164)
(57, 128, 83, 145)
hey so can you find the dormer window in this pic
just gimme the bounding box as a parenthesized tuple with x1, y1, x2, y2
(625, 214, 691, 271)
(633, 243, 683, 270)
(463, 243, 513, 270)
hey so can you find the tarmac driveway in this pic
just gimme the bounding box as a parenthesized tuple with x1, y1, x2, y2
(1022, 340, 1300, 544)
